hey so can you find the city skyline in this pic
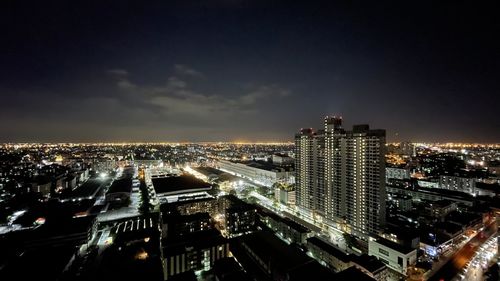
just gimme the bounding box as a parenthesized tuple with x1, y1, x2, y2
(1, 1, 499, 142)
(1, 2, 500, 280)
(1, 130, 499, 280)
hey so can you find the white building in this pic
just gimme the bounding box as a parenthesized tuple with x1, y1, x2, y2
(417, 180, 439, 188)
(386, 167, 411, 182)
(272, 154, 294, 165)
(368, 237, 417, 276)
(439, 175, 476, 195)
(216, 159, 293, 187)
(389, 194, 412, 212)
(274, 187, 296, 206)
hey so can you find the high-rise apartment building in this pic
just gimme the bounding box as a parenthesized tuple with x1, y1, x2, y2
(295, 116, 386, 237)
(295, 128, 325, 215)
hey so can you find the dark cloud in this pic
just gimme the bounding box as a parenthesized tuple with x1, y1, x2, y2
(174, 64, 204, 78)
(110, 67, 291, 119)
(0, 63, 292, 142)
(107, 69, 129, 76)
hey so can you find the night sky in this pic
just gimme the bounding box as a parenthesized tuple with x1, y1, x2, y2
(1, 1, 499, 142)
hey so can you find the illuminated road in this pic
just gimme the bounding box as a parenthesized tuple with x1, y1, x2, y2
(458, 234, 498, 281)
(428, 221, 497, 281)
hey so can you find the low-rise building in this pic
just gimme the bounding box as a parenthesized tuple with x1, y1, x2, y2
(306, 236, 351, 272)
(260, 210, 311, 244)
(213, 257, 252, 281)
(350, 254, 389, 281)
(230, 231, 336, 281)
(440, 175, 477, 195)
(380, 225, 420, 249)
(164, 196, 218, 217)
(389, 193, 412, 212)
(218, 195, 257, 237)
(387, 185, 474, 207)
(105, 177, 132, 205)
(386, 167, 411, 182)
(162, 212, 213, 238)
(216, 159, 293, 187)
(272, 154, 294, 165)
(20, 216, 98, 250)
(152, 174, 213, 204)
(334, 266, 377, 281)
(274, 185, 296, 206)
(163, 229, 229, 279)
(32, 181, 52, 196)
(368, 237, 417, 276)
(426, 200, 457, 220)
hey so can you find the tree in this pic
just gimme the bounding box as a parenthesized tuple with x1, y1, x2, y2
(343, 233, 358, 249)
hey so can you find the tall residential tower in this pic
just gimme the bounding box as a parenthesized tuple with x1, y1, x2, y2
(295, 116, 386, 237)
(295, 128, 326, 215)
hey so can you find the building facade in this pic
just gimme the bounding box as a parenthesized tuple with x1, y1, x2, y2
(295, 128, 325, 214)
(306, 236, 351, 272)
(274, 187, 296, 206)
(216, 160, 293, 187)
(389, 194, 413, 212)
(439, 175, 477, 195)
(386, 167, 411, 182)
(368, 238, 417, 276)
(295, 117, 386, 237)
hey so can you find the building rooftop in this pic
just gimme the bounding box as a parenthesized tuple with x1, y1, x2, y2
(334, 266, 376, 281)
(243, 160, 293, 172)
(389, 185, 474, 204)
(282, 211, 322, 232)
(221, 194, 256, 212)
(107, 178, 132, 194)
(59, 176, 105, 200)
(306, 236, 350, 263)
(350, 254, 387, 275)
(213, 257, 252, 281)
(222, 159, 293, 172)
(237, 231, 313, 271)
(287, 260, 337, 281)
(429, 199, 455, 208)
(232, 231, 336, 280)
(262, 209, 310, 234)
(152, 174, 212, 195)
(163, 212, 212, 237)
(163, 229, 227, 256)
(383, 224, 420, 241)
(372, 237, 416, 255)
(193, 166, 225, 176)
(160, 195, 216, 214)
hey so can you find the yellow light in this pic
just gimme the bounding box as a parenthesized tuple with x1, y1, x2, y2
(135, 249, 149, 260)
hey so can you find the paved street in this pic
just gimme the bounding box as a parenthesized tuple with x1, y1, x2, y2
(428, 221, 497, 281)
